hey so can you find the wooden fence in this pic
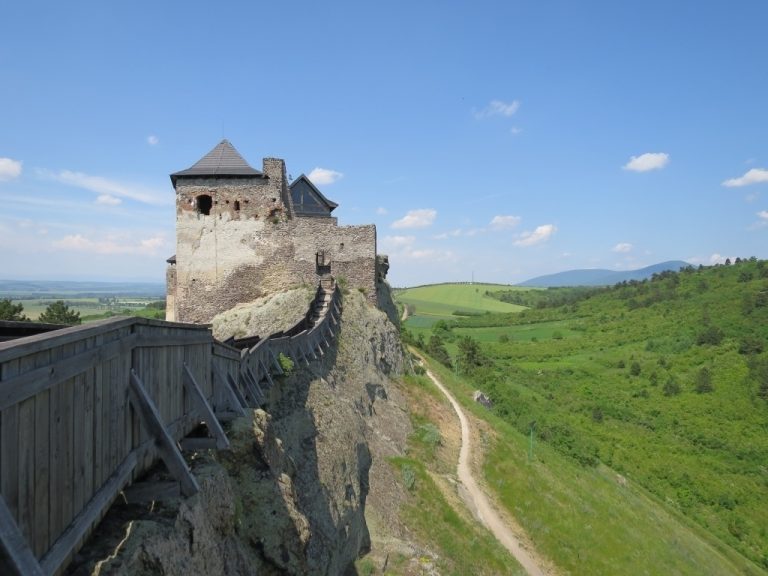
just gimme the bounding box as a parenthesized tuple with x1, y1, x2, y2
(0, 280, 341, 576)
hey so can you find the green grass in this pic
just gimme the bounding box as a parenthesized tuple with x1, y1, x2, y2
(397, 283, 526, 319)
(419, 355, 765, 576)
(403, 261, 768, 571)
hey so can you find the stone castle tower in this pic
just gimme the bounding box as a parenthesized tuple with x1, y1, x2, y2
(166, 140, 380, 324)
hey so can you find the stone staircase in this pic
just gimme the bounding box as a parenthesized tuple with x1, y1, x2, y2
(309, 278, 336, 327)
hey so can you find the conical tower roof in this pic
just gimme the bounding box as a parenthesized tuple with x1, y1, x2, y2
(171, 140, 262, 185)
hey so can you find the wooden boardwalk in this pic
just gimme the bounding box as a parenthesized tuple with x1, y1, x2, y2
(0, 280, 341, 576)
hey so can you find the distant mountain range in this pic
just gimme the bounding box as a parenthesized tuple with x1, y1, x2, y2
(517, 260, 690, 287)
(0, 279, 166, 297)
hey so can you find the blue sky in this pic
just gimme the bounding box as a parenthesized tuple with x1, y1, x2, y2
(1, 1, 767, 287)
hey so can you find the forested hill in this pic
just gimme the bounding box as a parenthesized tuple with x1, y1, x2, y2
(415, 258, 768, 568)
(517, 260, 690, 287)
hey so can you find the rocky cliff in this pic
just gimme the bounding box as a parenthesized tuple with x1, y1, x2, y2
(69, 288, 409, 576)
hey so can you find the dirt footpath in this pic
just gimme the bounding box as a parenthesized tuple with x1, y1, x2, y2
(422, 365, 552, 576)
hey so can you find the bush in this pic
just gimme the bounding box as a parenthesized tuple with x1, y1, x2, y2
(696, 325, 724, 346)
(401, 463, 416, 490)
(663, 377, 681, 396)
(278, 353, 294, 375)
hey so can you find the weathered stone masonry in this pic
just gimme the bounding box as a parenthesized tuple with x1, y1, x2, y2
(166, 140, 382, 324)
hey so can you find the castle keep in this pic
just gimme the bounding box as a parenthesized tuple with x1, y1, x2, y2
(166, 140, 381, 323)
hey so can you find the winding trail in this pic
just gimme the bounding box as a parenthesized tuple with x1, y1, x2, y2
(422, 364, 547, 576)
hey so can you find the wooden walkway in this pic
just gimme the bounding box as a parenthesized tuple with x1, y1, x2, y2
(0, 279, 341, 576)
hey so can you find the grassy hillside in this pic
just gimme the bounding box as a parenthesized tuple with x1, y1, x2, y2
(395, 283, 526, 329)
(402, 259, 768, 571)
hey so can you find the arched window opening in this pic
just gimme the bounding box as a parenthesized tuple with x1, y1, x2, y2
(196, 194, 213, 215)
(234, 200, 241, 212)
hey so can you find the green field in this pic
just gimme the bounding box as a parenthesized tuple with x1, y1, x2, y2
(396, 283, 527, 329)
(403, 260, 768, 572)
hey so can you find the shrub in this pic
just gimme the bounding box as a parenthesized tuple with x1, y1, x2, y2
(695, 367, 714, 393)
(663, 377, 681, 396)
(696, 325, 724, 346)
(401, 463, 416, 490)
(278, 353, 294, 375)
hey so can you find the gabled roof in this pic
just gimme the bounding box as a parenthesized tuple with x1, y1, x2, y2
(170, 139, 263, 185)
(290, 174, 339, 211)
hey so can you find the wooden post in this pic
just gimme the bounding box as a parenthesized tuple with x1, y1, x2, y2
(128, 370, 199, 497)
(0, 494, 44, 576)
(182, 364, 230, 450)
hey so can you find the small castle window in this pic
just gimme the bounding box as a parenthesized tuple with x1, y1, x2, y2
(234, 200, 241, 211)
(196, 194, 213, 216)
(339, 242, 344, 251)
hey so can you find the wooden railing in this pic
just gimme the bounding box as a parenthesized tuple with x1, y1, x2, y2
(0, 280, 341, 576)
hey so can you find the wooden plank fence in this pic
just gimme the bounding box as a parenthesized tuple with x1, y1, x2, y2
(0, 279, 341, 576)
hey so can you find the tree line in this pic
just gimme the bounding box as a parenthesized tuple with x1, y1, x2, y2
(0, 298, 81, 325)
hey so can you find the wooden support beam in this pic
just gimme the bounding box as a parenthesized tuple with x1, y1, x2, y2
(256, 362, 274, 392)
(225, 372, 248, 414)
(128, 370, 199, 497)
(40, 451, 137, 576)
(0, 494, 44, 576)
(239, 369, 261, 407)
(244, 368, 266, 404)
(213, 365, 246, 416)
(182, 364, 230, 451)
(269, 348, 284, 375)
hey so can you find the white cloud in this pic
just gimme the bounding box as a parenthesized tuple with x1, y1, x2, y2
(381, 235, 415, 248)
(490, 215, 521, 230)
(474, 99, 520, 119)
(308, 167, 343, 185)
(96, 194, 122, 206)
(0, 157, 22, 181)
(376, 207, 388, 215)
(612, 242, 633, 253)
(41, 169, 169, 205)
(392, 208, 436, 229)
(722, 168, 768, 188)
(623, 152, 669, 172)
(53, 232, 167, 256)
(514, 224, 557, 247)
(758, 210, 768, 220)
(147, 135, 159, 146)
(510, 127, 523, 135)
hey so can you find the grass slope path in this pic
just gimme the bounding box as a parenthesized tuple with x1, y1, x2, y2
(420, 361, 549, 576)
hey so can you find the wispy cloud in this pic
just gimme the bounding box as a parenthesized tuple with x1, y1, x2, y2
(612, 242, 633, 253)
(722, 168, 768, 188)
(308, 167, 343, 185)
(96, 194, 122, 206)
(392, 208, 436, 229)
(53, 232, 167, 256)
(0, 157, 22, 181)
(382, 235, 415, 248)
(381, 234, 454, 262)
(147, 135, 159, 146)
(490, 215, 521, 230)
(474, 99, 520, 119)
(376, 207, 388, 215)
(623, 152, 669, 172)
(514, 224, 557, 247)
(40, 169, 170, 205)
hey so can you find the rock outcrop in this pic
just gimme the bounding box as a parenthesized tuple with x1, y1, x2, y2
(70, 290, 409, 576)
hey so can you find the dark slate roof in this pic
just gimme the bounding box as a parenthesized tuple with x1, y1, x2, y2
(290, 174, 339, 210)
(170, 140, 263, 185)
